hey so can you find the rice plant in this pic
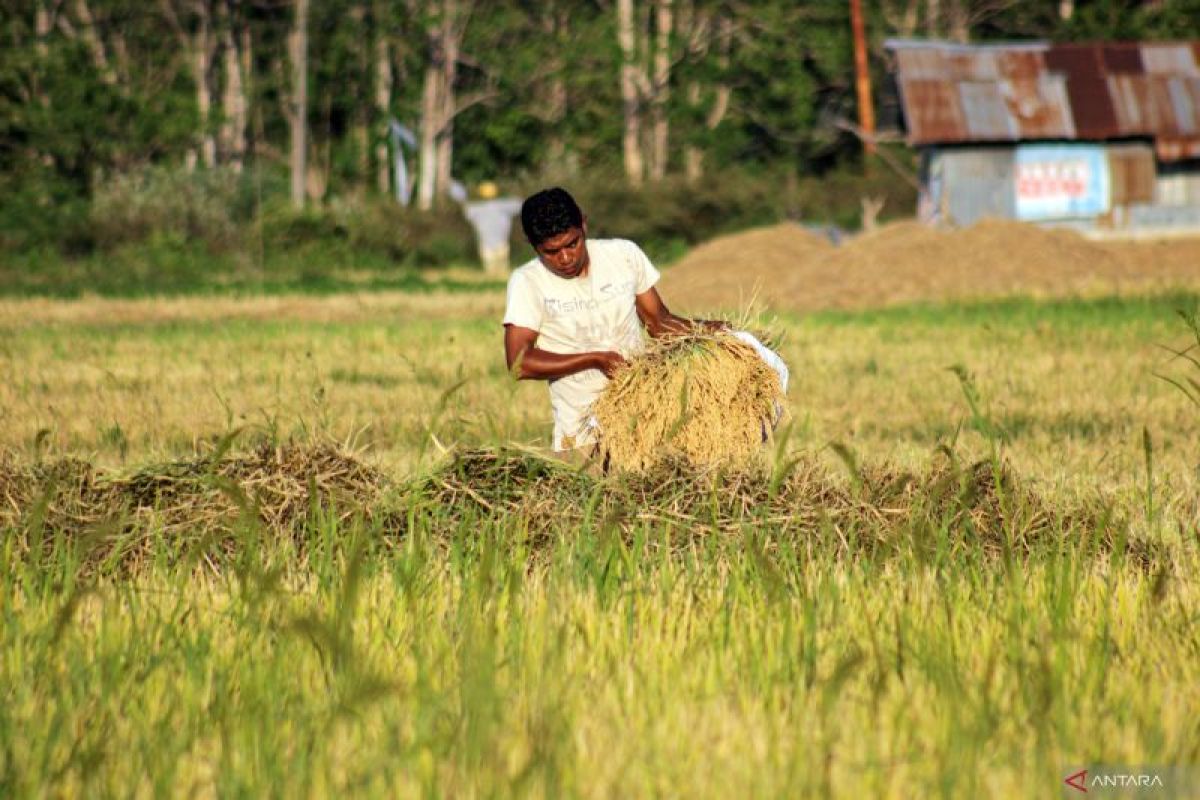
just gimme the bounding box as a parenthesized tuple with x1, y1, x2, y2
(1, 291, 1198, 797)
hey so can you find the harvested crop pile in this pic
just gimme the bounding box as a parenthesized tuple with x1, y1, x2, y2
(591, 331, 785, 472)
(821, 219, 1121, 306)
(409, 447, 1157, 566)
(2, 444, 1161, 570)
(659, 217, 1200, 312)
(0, 441, 393, 570)
(405, 446, 591, 546)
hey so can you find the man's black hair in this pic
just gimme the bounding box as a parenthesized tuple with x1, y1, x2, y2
(521, 187, 583, 246)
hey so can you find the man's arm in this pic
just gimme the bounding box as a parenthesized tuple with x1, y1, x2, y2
(504, 324, 625, 380)
(635, 287, 724, 338)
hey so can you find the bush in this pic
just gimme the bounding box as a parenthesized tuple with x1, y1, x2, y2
(1, 161, 918, 297)
(88, 165, 252, 253)
(262, 197, 477, 269)
(390, 205, 476, 267)
(0, 171, 94, 255)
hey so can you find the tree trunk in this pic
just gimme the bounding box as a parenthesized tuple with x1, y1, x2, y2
(684, 86, 702, 181)
(72, 0, 119, 87)
(417, 59, 440, 211)
(436, 117, 454, 199)
(35, 2, 53, 58)
(925, 0, 939, 37)
(617, 0, 644, 185)
(240, 23, 253, 167)
(218, 0, 247, 172)
(288, 0, 309, 208)
(679, 0, 705, 182)
(195, 2, 216, 168)
(946, 0, 968, 43)
(684, 12, 730, 183)
(374, 2, 392, 194)
(902, 0, 919, 35)
(1059, 0, 1074, 20)
(347, 3, 369, 192)
(415, 0, 467, 211)
(306, 91, 331, 201)
(537, 3, 569, 173)
(435, 1, 459, 201)
(649, 0, 672, 181)
(34, 2, 53, 107)
(159, 0, 217, 169)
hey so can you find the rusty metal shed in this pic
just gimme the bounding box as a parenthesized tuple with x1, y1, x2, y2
(886, 39, 1200, 161)
(887, 39, 1200, 231)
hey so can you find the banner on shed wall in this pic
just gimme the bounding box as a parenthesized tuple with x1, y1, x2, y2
(1014, 144, 1110, 220)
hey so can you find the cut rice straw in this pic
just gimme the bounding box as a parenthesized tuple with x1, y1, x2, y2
(591, 330, 784, 473)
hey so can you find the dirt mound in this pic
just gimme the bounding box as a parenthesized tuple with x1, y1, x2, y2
(661, 218, 1200, 313)
(657, 223, 833, 311)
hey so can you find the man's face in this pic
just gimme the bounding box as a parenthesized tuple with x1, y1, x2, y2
(533, 223, 590, 279)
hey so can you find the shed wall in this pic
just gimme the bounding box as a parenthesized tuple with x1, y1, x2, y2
(928, 148, 1015, 225)
(1156, 164, 1200, 205)
(928, 142, 1200, 229)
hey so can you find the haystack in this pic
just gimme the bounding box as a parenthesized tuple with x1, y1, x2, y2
(0, 440, 393, 572)
(591, 331, 785, 472)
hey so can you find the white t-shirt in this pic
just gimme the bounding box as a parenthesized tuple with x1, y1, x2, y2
(503, 238, 660, 450)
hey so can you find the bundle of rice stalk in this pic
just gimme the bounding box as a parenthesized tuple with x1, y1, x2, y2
(591, 331, 785, 472)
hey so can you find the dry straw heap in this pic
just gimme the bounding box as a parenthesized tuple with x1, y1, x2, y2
(591, 331, 785, 473)
(414, 447, 1157, 568)
(0, 440, 393, 571)
(657, 219, 1200, 313)
(0, 443, 1161, 571)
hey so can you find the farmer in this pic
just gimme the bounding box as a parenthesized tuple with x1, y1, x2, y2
(503, 187, 711, 452)
(463, 181, 523, 275)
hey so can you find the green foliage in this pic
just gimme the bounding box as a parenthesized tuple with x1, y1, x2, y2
(1, 158, 917, 297)
(260, 197, 476, 268)
(0, 169, 93, 254)
(88, 166, 251, 252)
(0, 292, 1195, 794)
(2, 0, 1190, 291)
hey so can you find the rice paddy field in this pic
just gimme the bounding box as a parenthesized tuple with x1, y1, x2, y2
(2, 283, 1200, 797)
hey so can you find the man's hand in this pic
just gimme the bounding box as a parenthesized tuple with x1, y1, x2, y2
(505, 324, 628, 381)
(697, 318, 730, 334)
(595, 351, 626, 378)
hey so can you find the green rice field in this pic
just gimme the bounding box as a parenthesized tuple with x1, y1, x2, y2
(2, 288, 1198, 797)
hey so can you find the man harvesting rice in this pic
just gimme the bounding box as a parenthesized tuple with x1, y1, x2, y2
(503, 187, 717, 454)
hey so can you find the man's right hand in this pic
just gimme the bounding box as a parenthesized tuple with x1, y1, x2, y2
(594, 351, 626, 378)
(505, 325, 630, 381)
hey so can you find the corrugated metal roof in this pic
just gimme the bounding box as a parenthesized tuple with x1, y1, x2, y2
(886, 39, 1200, 160)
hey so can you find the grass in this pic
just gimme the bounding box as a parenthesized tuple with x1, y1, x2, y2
(0, 243, 504, 299)
(1, 288, 1199, 797)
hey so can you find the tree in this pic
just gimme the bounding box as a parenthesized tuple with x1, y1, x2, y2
(412, 0, 471, 210)
(617, 0, 645, 184)
(288, 0, 308, 207)
(373, 0, 393, 194)
(160, 0, 218, 168)
(217, 0, 249, 172)
(676, 1, 732, 181)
